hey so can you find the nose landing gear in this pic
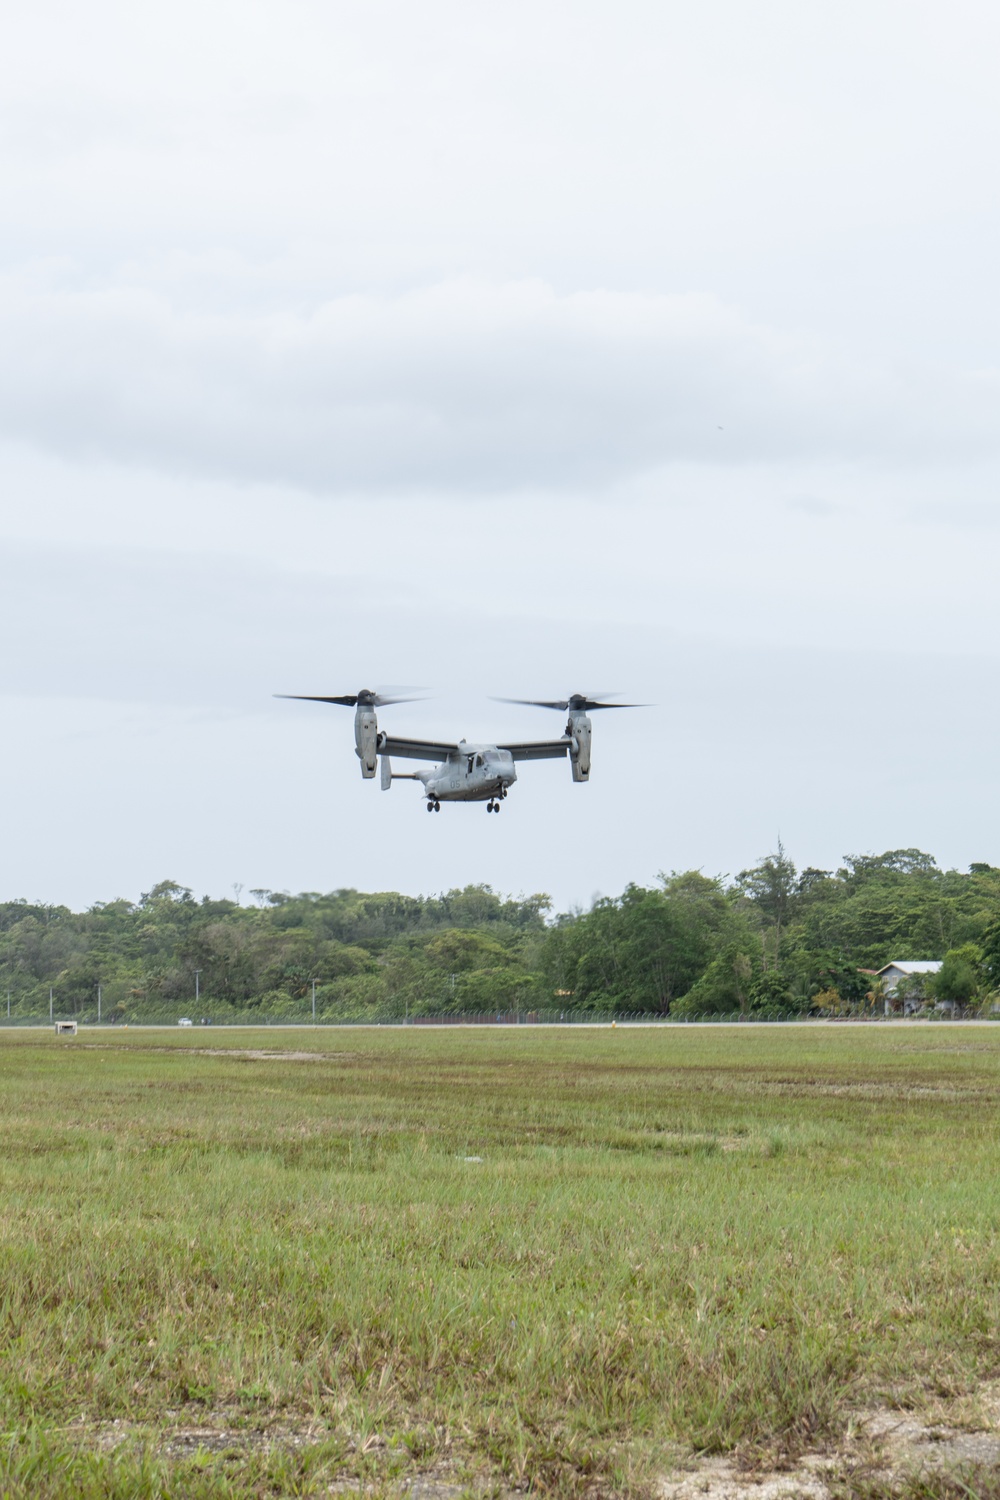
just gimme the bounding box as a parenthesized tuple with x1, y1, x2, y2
(487, 800, 501, 813)
(426, 800, 441, 812)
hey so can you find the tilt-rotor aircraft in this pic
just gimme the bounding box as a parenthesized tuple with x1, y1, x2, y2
(276, 690, 640, 812)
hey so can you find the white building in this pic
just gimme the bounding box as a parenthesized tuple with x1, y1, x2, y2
(874, 960, 942, 994)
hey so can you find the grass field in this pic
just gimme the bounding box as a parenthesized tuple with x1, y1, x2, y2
(3, 1025, 1000, 1498)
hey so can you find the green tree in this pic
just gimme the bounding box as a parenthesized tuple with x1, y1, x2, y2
(674, 942, 757, 1017)
(982, 922, 1000, 986)
(931, 945, 983, 1010)
(542, 875, 727, 1013)
(735, 841, 799, 969)
(750, 969, 793, 1010)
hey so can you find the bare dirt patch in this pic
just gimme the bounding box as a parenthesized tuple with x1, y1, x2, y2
(77, 1411, 330, 1456)
(77, 1043, 342, 1062)
(192, 1048, 333, 1062)
(659, 1401, 1000, 1500)
(659, 1456, 833, 1499)
(160, 1417, 329, 1457)
(66, 1414, 511, 1496)
(327, 1482, 470, 1499)
(60, 1400, 1000, 1499)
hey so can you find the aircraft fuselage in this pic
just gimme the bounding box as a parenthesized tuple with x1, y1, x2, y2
(416, 743, 517, 803)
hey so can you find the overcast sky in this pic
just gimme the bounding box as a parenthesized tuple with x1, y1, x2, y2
(2, 0, 998, 913)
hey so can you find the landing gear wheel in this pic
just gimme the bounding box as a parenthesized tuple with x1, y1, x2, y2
(486, 801, 495, 813)
(434, 801, 441, 812)
(426, 801, 435, 812)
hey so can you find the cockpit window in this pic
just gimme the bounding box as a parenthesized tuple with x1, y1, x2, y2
(475, 754, 484, 768)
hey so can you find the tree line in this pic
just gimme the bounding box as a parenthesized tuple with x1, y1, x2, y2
(2, 848, 999, 1022)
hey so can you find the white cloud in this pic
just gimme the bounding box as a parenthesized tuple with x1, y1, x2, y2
(2, 269, 998, 494)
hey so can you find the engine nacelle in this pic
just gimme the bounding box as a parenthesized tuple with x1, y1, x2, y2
(568, 711, 592, 782)
(354, 704, 379, 777)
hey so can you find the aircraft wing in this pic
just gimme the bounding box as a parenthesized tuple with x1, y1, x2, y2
(378, 734, 460, 762)
(497, 738, 571, 761)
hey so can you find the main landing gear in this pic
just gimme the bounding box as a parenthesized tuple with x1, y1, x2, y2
(426, 799, 441, 812)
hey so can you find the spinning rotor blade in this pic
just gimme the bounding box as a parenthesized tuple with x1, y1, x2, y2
(275, 687, 426, 708)
(493, 692, 646, 712)
(575, 699, 646, 710)
(275, 694, 363, 706)
(492, 697, 571, 711)
(363, 691, 427, 707)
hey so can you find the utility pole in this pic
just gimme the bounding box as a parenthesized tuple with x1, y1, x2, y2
(311, 978, 317, 1022)
(97, 984, 102, 1024)
(49, 987, 53, 1022)
(195, 970, 202, 1005)
(6, 990, 9, 1020)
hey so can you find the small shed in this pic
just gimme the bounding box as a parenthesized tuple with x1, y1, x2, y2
(54, 1020, 78, 1035)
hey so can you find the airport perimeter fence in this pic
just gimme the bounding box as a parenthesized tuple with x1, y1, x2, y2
(1, 1007, 795, 1028)
(2, 1006, 992, 1028)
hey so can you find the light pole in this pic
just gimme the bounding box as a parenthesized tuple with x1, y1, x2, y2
(97, 983, 102, 1024)
(49, 987, 53, 1022)
(195, 970, 202, 1006)
(311, 978, 317, 1022)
